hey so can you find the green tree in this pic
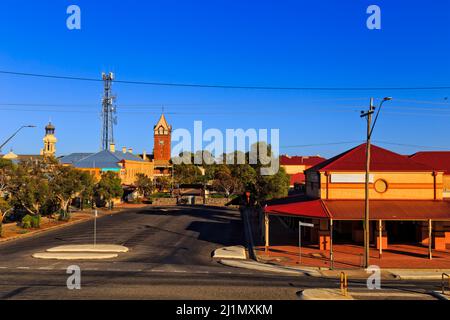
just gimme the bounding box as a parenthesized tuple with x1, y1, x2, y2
(49, 164, 94, 214)
(79, 171, 96, 209)
(0, 197, 12, 237)
(254, 166, 290, 202)
(155, 176, 171, 192)
(135, 173, 154, 198)
(212, 165, 240, 198)
(173, 163, 202, 184)
(8, 160, 51, 216)
(0, 158, 14, 197)
(94, 171, 123, 209)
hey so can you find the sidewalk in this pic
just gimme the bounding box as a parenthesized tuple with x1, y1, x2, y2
(237, 207, 450, 279)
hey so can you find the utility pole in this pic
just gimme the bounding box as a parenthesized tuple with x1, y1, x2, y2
(101, 72, 117, 150)
(360, 98, 374, 268)
(360, 97, 392, 268)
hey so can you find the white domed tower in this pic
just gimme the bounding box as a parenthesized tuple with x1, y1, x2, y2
(41, 122, 57, 157)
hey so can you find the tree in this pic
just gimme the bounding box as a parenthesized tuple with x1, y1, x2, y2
(254, 166, 290, 202)
(78, 170, 96, 209)
(0, 197, 12, 237)
(135, 173, 154, 198)
(0, 158, 14, 196)
(94, 171, 123, 209)
(173, 163, 202, 184)
(8, 160, 51, 216)
(155, 176, 171, 192)
(212, 165, 240, 198)
(49, 164, 93, 214)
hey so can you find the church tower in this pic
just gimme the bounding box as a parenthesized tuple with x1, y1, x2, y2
(41, 122, 57, 157)
(153, 114, 171, 161)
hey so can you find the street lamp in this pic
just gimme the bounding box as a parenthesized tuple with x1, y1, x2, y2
(0, 125, 36, 153)
(361, 97, 392, 268)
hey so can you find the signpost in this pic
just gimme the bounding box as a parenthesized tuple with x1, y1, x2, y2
(298, 221, 314, 265)
(94, 209, 98, 247)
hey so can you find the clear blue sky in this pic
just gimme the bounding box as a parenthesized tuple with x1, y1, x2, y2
(0, 0, 449, 158)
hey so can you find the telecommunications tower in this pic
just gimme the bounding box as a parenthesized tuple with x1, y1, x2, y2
(101, 72, 117, 150)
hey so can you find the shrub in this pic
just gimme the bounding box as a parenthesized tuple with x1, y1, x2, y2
(31, 215, 41, 228)
(58, 210, 71, 222)
(22, 215, 33, 229)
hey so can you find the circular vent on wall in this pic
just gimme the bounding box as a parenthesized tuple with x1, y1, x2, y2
(374, 179, 388, 193)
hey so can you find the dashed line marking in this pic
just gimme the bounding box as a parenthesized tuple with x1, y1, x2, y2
(16, 267, 30, 270)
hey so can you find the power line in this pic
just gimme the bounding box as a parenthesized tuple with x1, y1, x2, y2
(373, 140, 450, 150)
(280, 140, 450, 150)
(1, 70, 450, 91)
(280, 141, 364, 149)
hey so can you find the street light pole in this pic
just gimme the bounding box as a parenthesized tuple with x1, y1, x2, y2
(0, 125, 36, 153)
(360, 97, 392, 268)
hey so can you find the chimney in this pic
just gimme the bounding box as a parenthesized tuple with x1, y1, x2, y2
(122, 147, 127, 154)
(143, 150, 147, 160)
(109, 143, 116, 153)
(128, 148, 133, 154)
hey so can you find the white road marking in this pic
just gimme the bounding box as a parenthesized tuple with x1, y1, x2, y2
(17, 267, 30, 269)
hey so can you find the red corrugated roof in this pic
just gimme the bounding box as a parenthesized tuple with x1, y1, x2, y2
(409, 151, 450, 175)
(266, 198, 330, 219)
(289, 173, 305, 185)
(280, 155, 326, 166)
(306, 143, 433, 173)
(266, 198, 450, 221)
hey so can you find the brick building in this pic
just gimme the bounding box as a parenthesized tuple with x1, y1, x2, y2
(265, 143, 450, 254)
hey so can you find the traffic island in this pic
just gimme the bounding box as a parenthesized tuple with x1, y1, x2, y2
(213, 246, 247, 259)
(32, 252, 119, 260)
(46, 244, 129, 253)
(299, 288, 436, 300)
(32, 244, 129, 260)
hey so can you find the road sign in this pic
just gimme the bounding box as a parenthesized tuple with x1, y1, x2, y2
(299, 222, 314, 228)
(298, 221, 314, 265)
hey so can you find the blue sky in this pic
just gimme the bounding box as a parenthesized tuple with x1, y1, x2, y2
(0, 0, 449, 158)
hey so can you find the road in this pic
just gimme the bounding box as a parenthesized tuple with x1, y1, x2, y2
(0, 206, 443, 299)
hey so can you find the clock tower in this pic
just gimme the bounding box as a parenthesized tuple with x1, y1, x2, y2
(153, 114, 172, 161)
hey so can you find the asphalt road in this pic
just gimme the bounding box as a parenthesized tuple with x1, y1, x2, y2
(0, 206, 444, 300)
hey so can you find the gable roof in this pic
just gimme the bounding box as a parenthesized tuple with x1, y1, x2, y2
(71, 150, 144, 169)
(59, 153, 94, 165)
(305, 143, 434, 173)
(409, 151, 450, 174)
(280, 155, 326, 166)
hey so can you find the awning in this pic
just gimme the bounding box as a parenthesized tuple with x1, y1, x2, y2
(266, 198, 330, 219)
(324, 200, 450, 221)
(266, 198, 450, 221)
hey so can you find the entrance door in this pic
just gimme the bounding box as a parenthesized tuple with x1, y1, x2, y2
(386, 221, 419, 244)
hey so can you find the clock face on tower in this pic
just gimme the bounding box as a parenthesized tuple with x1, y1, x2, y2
(159, 140, 164, 145)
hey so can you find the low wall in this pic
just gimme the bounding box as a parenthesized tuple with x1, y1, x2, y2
(152, 198, 177, 206)
(205, 198, 231, 206)
(151, 197, 238, 207)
